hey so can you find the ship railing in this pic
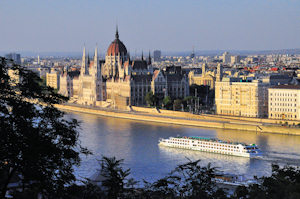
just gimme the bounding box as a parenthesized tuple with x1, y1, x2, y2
(172, 136, 255, 147)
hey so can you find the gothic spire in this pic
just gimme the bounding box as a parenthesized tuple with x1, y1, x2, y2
(148, 50, 151, 65)
(128, 50, 131, 62)
(81, 45, 86, 74)
(94, 45, 98, 65)
(115, 25, 119, 39)
(82, 45, 86, 60)
(141, 51, 144, 61)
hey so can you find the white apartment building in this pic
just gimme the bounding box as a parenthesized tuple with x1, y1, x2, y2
(222, 52, 231, 64)
(268, 85, 300, 121)
(46, 72, 60, 90)
(215, 78, 269, 118)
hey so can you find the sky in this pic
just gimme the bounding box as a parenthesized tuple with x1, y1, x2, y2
(0, 0, 300, 54)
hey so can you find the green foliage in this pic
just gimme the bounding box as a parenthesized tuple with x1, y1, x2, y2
(141, 159, 227, 199)
(0, 57, 89, 198)
(189, 84, 215, 107)
(162, 96, 172, 110)
(64, 182, 104, 199)
(182, 96, 196, 110)
(99, 156, 137, 199)
(183, 96, 195, 102)
(232, 164, 300, 199)
(40, 76, 47, 87)
(145, 91, 156, 107)
(81, 158, 300, 199)
(173, 99, 183, 111)
(65, 157, 228, 199)
(190, 84, 209, 97)
(168, 160, 224, 198)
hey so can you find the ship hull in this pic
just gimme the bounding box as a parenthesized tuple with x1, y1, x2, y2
(159, 141, 261, 158)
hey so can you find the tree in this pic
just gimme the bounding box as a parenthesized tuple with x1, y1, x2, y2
(162, 96, 172, 110)
(64, 182, 104, 199)
(233, 164, 300, 199)
(0, 58, 89, 198)
(141, 159, 227, 199)
(99, 156, 137, 199)
(173, 99, 183, 111)
(168, 160, 225, 198)
(145, 91, 156, 107)
(183, 96, 195, 111)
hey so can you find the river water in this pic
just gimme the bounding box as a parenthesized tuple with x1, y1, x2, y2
(68, 111, 300, 183)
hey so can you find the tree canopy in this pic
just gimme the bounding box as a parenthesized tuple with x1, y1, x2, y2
(0, 58, 89, 198)
(145, 91, 156, 107)
(162, 96, 172, 110)
(233, 164, 300, 199)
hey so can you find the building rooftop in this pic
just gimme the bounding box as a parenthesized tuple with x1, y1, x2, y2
(270, 85, 300, 89)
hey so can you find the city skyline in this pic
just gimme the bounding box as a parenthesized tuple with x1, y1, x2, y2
(1, 0, 300, 53)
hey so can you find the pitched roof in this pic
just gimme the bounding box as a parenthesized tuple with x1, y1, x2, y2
(152, 70, 161, 80)
(131, 74, 152, 82)
(132, 60, 148, 70)
(270, 85, 300, 89)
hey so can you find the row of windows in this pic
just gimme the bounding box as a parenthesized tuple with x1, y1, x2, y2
(169, 87, 184, 92)
(220, 110, 259, 114)
(270, 93, 297, 97)
(169, 142, 188, 145)
(134, 88, 151, 93)
(270, 108, 297, 112)
(270, 98, 297, 102)
(270, 103, 297, 107)
(171, 140, 239, 148)
(270, 113, 297, 119)
(169, 142, 242, 152)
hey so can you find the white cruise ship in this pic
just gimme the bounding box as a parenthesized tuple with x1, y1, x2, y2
(158, 136, 262, 158)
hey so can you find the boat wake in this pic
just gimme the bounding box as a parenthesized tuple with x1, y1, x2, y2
(253, 153, 300, 166)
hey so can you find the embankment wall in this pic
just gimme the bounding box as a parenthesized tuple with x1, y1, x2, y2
(55, 104, 300, 135)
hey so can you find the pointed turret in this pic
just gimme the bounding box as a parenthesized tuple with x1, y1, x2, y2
(115, 25, 119, 39)
(94, 46, 98, 64)
(202, 63, 207, 75)
(141, 51, 144, 61)
(86, 53, 90, 75)
(126, 50, 131, 63)
(81, 46, 86, 75)
(148, 51, 152, 65)
(94, 46, 100, 77)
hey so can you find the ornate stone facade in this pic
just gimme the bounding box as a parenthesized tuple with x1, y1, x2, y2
(59, 28, 189, 108)
(188, 63, 223, 90)
(77, 47, 103, 106)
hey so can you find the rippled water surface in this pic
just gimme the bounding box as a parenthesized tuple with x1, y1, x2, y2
(68, 112, 300, 182)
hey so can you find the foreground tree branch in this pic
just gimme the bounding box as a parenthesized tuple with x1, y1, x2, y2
(0, 57, 89, 198)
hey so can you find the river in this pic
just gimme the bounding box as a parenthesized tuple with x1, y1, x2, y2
(68, 111, 300, 183)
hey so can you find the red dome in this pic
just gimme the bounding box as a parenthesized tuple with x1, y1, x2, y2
(106, 30, 127, 56)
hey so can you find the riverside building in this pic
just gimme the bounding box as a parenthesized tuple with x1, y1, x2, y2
(268, 85, 300, 121)
(215, 78, 269, 118)
(215, 74, 293, 118)
(188, 63, 216, 89)
(59, 28, 189, 108)
(46, 72, 60, 90)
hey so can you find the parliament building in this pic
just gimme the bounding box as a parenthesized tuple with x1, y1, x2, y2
(59, 28, 189, 109)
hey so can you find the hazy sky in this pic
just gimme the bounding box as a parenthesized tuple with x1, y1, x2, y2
(1, 0, 300, 53)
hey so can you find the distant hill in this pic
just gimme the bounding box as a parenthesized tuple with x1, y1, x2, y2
(1, 48, 300, 58)
(163, 49, 300, 57)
